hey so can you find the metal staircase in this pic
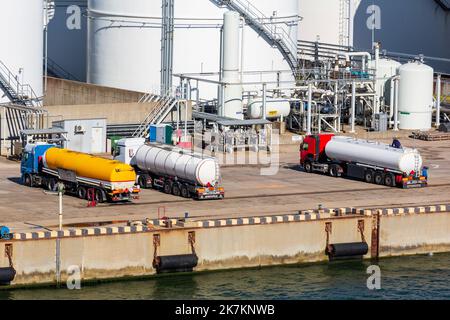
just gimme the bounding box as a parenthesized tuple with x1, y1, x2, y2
(0, 60, 42, 107)
(133, 91, 179, 138)
(0, 60, 45, 146)
(209, 0, 298, 74)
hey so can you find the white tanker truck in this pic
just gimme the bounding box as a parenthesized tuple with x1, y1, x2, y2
(300, 134, 428, 188)
(115, 138, 224, 199)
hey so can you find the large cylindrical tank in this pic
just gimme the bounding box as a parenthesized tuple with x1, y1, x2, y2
(370, 58, 402, 105)
(47, 0, 88, 82)
(222, 11, 243, 119)
(246, 99, 291, 119)
(325, 136, 423, 173)
(398, 62, 434, 130)
(0, 0, 44, 103)
(43, 148, 137, 184)
(135, 145, 220, 186)
(87, 0, 161, 93)
(86, 0, 298, 97)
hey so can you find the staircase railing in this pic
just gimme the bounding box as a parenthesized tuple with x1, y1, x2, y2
(46, 57, 80, 82)
(0, 60, 42, 107)
(133, 89, 179, 138)
(210, 0, 298, 73)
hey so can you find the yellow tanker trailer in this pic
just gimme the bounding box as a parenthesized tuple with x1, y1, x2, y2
(21, 143, 140, 202)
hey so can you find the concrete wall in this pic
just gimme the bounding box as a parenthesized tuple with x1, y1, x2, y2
(43, 102, 192, 128)
(44, 77, 144, 106)
(3, 216, 371, 286)
(3, 211, 448, 287)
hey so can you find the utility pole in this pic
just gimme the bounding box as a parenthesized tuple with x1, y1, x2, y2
(55, 182, 64, 287)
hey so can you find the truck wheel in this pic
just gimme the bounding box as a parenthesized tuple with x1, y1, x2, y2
(304, 161, 313, 173)
(181, 185, 190, 198)
(77, 186, 87, 199)
(24, 174, 33, 187)
(95, 189, 105, 203)
(384, 173, 395, 187)
(329, 165, 338, 177)
(172, 185, 181, 197)
(374, 171, 384, 185)
(364, 170, 374, 183)
(47, 178, 57, 191)
(138, 175, 148, 189)
(164, 182, 172, 194)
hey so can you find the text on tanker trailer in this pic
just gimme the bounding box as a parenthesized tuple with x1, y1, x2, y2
(21, 143, 140, 202)
(115, 138, 224, 200)
(300, 134, 428, 188)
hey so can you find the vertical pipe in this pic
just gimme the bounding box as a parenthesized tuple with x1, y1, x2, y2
(394, 78, 399, 131)
(262, 83, 267, 120)
(240, 17, 245, 82)
(389, 78, 395, 124)
(307, 84, 312, 135)
(219, 26, 224, 116)
(436, 74, 441, 128)
(350, 81, 356, 133)
(348, 0, 354, 48)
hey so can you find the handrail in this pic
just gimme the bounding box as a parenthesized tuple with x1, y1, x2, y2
(0, 60, 42, 107)
(210, 0, 298, 72)
(46, 57, 80, 82)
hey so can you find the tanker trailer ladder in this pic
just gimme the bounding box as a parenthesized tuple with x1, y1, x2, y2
(152, 232, 199, 274)
(0, 243, 16, 285)
(325, 220, 369, 261)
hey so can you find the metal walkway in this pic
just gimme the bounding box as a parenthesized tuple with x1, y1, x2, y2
(209, 0, 298, 74)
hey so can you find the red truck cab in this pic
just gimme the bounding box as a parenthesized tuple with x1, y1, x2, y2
(300, 134, 335, 165)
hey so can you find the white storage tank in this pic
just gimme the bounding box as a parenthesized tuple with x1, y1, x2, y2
(398, 61, 434, 130)
(135, 144, 220, 186)
(86, 0, 298, 98)
(370, 58, 402, 105)
(222, 11, 243, 119)
(246, 99, 291, 119)
(0, 0, 44, 103)
(87, 0, 161, 93)
(325, 136, 423, 174)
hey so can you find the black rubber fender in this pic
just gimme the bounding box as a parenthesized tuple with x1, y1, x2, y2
(0, 267, 16, 285)
(154, 254, 198, 273)
(326, 242, 369, 259)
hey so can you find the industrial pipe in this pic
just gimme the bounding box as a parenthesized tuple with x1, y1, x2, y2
(307, 84, 312, 135)
(350, 81, 356, 133)
(436, 74, 441, 127)
(394, 76, 400, 131)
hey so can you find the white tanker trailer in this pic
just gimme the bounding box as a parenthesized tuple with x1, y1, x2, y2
(300, 134, 428, 188)
(115, 138, 224, 199)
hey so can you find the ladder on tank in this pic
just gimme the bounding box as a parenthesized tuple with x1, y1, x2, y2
(133, 91, 179, 138)
(209, 0, 299, 75)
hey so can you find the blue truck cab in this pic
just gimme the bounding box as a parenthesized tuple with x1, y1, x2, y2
(21, 143, 55, 186)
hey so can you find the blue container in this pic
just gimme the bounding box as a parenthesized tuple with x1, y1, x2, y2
(149, 125, 158, 142)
